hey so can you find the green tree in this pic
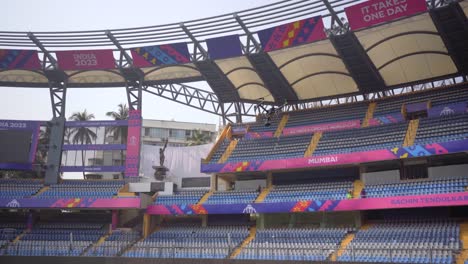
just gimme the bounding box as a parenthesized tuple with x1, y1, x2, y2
(187, 129, 212, 146)
(106, 103, 129, 167)
(69, 110, 97, 179)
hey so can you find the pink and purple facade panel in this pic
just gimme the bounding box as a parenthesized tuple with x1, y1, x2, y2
(201, 139, 468, 173)
(0, 49, 41, 70)
(368, 112, 404, 126)
(125, 110, 142, 177)
(282, 120, 361, 136)
(345, 0, 427, 31)
(258, 16, 325, 52)
(146, 192, 468, 215)
(56, 50, 116, 70)
(0, 197, 140, 209)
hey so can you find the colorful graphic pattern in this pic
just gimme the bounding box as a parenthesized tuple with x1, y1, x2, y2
(201, 139, 468, 173)
(0, 197, 140, 209)
(0, 49, 41, 70)
(244, 131, 274, 139)
(258, 16, 325, 52)
(125, 110, 142, 177)
(146, 192, 468, 215)
(368, 112, 404, 126)
(131, 43, 190, 67)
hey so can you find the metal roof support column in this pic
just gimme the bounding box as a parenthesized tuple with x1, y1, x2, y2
(234, 14, 261, 54)
(180, 23, 208, 61)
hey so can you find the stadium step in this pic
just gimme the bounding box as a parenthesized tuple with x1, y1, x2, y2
(403, 119, 420, 147)
(304, 132, 322, 157)
(352, 180, 364, 199)
(197, 191, 214, 205)
(33, 186, 49, 197)
(255, 186, 273, 203)
(229, 226, 256, 259)
(362, 102, 377, 127)
(12, 230, 28, 243)
(274, 114, 289, 137)
(329, 233, 355, 261)
(203, 124, 231, 163)
(456, 221, 468, 264)
(360, 223, 373, 230)
(81, 231, 110, 256)
(218, 139, 238, 163)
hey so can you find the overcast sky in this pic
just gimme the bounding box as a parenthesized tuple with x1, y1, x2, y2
(0, 0, 274, 125)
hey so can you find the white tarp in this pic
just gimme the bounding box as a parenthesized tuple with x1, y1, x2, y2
(140, 143, 213, 187)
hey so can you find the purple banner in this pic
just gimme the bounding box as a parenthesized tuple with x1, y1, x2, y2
(147, 192, 468, 215)
(368, 112, 404, 126)
(62, 144, 126, 151)
(131, 43, 190, 67)
(0, 163, 32, 170)
(0, 49, 41, 70)
(125, 110, 142, 177)
(282, 120, 361, 136)
(0, 119, 40, 168)
(258, 16, 326, 52)
(0, 197, 140, 209)
(232, 126, 248, 135)
(65, 120, 128, 127)
(428, 102, 467, 118)
(56, 50, 116, 70)
(244, 131, 274, 139)
(206, 35, 242, 60)
(405, 101, 428, 113)
(60, 166, 125, 172)
(201, 139, 468, 173)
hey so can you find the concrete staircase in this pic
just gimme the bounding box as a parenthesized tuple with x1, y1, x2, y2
(33, 186, 49, 197)
(255, 186, 272, 203)
(456, 221, 468, 264)
(12, 230, 28, 243)
(81, 232, 110, 256)
(362, 102, 377, 127)
(329, 233, 355, 261)
(229, 226, 256, 259)
(304, 132, 322, 157)
(218, 139, 238, 163)
(403, 119, 419, 147)
(197, 191, 214, 205)
(353, 180, 364, 199)
(203, 124, 231, 163)
(274, 114, 289, 137)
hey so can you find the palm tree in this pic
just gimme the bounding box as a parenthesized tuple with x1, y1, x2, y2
(106, 103, 129, 168)
(69, 110, 97, 179)
(187, 129, 212, 146)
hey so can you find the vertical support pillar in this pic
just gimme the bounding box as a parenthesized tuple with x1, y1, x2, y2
(266, 172, 273, 188)
(143, 213, 151, 238)
(27, 211, 33, 230)
(210, 175, 218, 191)
(256, 214, 265, 230)
(44, 116, 66, 185)
(201, 215, 208, 227)
(111, 210, 119, 230)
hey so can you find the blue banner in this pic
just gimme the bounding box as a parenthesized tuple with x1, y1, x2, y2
(206, 35, 243, 60)
(65, 120, 128, 127)
(62, 144, 126, 151)
(428, 102, 467, 118)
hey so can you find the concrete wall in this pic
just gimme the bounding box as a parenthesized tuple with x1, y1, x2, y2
(361, 170, 400, 185)
(428, 164, 468, 180)
(235, 179, 266, 190)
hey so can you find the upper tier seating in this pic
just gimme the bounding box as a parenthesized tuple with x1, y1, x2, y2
(264, 179, 354, 203)
(209, 139, 230, 163)
(338, 219, 460, 263)
(124, 225, 249, 259)
(154, 189, 207, 205)
(237, 227, 349, 261)
(284, 103, 367, 128)
(36, 180, 125, 198)
(313, 122, 407, 156)
(0, 179, 42, 198)
(227, 134, 312, 162)
(86, 229, 140, 257)
(364, 178, 468, 198)
(4, 222, 106, 256)
(373, 84, 468, 116)
(414, 114, 468, 145)
(204, 189, 259, 205)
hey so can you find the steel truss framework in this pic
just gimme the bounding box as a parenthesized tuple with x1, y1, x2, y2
(0, 0, 465, 123)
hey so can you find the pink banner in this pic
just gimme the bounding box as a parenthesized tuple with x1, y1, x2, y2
(282, 120, 361, 136)
(335, 192, 468, 211)
(125, 110, 142, 177)
(56, 50, 116, 70)
(345, 0, 427, 31)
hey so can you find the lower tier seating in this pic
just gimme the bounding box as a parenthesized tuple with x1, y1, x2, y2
(124, 225, 249, 259)
(86, 230, 140, 257)
(237, 227, 349, 261)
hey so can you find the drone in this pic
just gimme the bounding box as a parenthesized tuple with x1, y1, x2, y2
(254, 98, 288, 127)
